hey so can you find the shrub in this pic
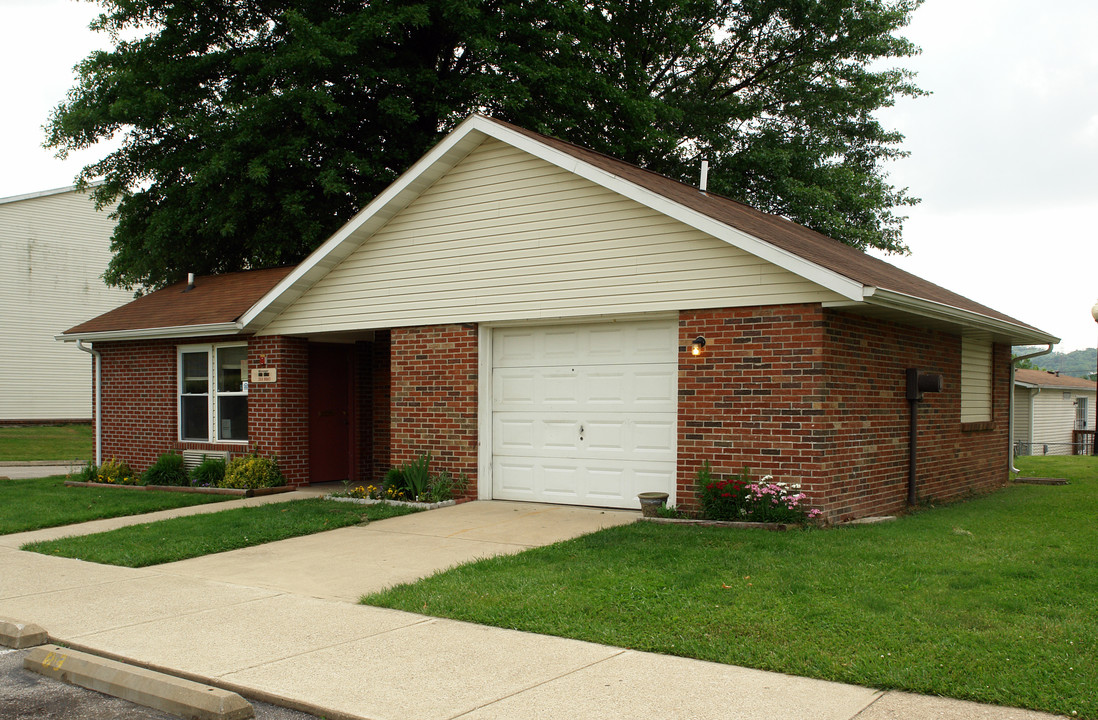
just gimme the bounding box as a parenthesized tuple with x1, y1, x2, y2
(383, 465, 406, 492)
(699, 469, 751, 521)
(97, 457, 138, 485)
(741, 477, 821, 523)
(189, 455, 226, 487)
(75, 460, 98, 483)
(698, 466, 821, 524)
(425, 470, 469, 503)
(142, 451, 189, 486)
(219, 453, 285, 490)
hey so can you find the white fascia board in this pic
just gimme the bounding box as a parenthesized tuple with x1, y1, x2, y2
(858, 288, 1060, 345)
(474, 119, 867, 302)
(56, 322, 243, 343)
(239, 116, 491, 332)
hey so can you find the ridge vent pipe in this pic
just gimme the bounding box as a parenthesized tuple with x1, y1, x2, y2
(699, 160, 709, 192)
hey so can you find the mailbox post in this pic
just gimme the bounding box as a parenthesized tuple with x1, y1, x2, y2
(906, 368, 944, 506)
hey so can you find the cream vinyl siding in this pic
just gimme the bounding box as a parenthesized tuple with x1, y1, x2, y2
(0, 190, 130, 420)
(1027, 388, 1095, 454)
(1012, 386, 1032, 444)
(959, 335, 993, 423)
(261, 139, 841, 335)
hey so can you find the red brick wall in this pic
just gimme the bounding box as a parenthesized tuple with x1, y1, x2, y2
(677, 305, 826, 508)
(95, 336, 253, 472)
(93, 335, 310, 485)
(817, 312, 1009, 520)
(354, 332, 392, 486)
(248, 336, 309, 485)
(677, 306, 1010, 522)
(391, 324, 477, 498)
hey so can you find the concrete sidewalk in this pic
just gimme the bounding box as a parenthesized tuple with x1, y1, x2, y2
(0, 500, 1064, 720)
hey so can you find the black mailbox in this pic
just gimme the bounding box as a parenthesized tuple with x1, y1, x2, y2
(906, 368, 943, 401)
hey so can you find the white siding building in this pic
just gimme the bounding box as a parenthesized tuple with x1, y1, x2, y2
(1013, 368, 1098, 455)
(0, 186, 131, 422)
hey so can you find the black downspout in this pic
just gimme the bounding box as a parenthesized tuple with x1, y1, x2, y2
(908, 397, 918, 506)
(906, 368, 942, 507)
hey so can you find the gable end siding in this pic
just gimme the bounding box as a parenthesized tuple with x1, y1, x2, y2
(260, 139, 842, 335)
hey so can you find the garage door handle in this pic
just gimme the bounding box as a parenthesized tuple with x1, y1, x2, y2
(579, 424, 584, 440)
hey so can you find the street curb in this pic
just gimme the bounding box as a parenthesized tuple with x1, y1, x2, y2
(0, 617, 48, 649)
(59, 640, 357, 720)
(24, 644, 254, 720)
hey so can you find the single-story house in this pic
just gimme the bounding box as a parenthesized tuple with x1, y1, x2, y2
(59, 115, 1058, 522)
(1, 185, 131, 423)
(1013, 368, 1096, 455)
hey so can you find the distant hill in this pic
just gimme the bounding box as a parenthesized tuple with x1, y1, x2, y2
(1013, 347, 1097, 379)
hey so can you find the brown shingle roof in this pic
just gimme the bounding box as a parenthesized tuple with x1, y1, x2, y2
(64, 267, 293, 336)
(1015, 368, 1097, 390)
(490, 117, 1040, 332)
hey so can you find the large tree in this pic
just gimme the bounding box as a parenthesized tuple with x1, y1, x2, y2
(48, 0, 924, 291)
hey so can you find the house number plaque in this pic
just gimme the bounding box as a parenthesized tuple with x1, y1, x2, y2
(250, 368, 277, 383)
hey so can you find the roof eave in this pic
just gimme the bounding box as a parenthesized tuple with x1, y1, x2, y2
(57, 322, 244, 343)
(851, 288, 1059, 346)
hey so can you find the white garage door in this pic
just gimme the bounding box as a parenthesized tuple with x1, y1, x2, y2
(491, 320, 678, 509)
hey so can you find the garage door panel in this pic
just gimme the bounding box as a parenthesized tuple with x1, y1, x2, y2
(494, 414, 674, 459)
(492, 458, 677, 509)
(494, 322, 676, 368)
(497, 419, 536, 451)
(494, 366, 675, 412)
(491, 319, 677, 509)
(495, 460, 536, 497)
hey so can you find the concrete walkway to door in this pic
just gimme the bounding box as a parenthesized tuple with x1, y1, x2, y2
(153, 500, 638, 601)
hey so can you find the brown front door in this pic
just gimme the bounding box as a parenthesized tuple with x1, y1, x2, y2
(309, 343, 353, 484)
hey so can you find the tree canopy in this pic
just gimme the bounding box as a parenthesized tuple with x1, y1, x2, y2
(48, 0, 925, 291)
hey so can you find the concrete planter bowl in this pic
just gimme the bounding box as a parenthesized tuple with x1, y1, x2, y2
(637, 491, 670, 517)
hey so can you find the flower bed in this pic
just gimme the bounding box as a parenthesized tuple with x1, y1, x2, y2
(327, 495, 457, 511)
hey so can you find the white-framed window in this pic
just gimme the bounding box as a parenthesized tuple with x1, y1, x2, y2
(179, 343, 249, 442)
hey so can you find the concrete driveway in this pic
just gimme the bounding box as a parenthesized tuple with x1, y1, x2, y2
(148, 500, 637, 601)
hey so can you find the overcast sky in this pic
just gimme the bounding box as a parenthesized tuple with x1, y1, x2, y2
(2, 0, 1096, 351)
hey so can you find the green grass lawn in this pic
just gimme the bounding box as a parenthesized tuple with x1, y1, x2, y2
(22, 499, 420, 566)
(0, 424, 93, 462)
(364, 456, 1098, 719)
(0, 475, 230, 535)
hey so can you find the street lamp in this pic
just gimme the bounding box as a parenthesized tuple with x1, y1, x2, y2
(1092, 300, 1098, 456)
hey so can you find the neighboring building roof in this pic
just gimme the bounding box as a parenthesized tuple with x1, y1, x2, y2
(1014, 368, 1097, 391)
(61, 267, 293, 341)
(0, 182, 104, 206)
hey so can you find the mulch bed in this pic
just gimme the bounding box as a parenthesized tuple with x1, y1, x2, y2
(63, 481, 295, 497)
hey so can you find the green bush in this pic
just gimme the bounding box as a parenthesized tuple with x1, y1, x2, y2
(189, 455, 226, 487)
(219, 453, 285, 489)
(97, 457, 139, 485)
(142, 451, 189, 486)
(75, 460, 98, 483)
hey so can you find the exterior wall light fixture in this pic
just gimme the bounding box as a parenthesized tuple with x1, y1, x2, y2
(690, 336, 706, 356)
